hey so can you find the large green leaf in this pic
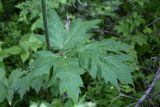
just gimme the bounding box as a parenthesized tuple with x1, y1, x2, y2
(100, 55, 134, 89)
(8, 69, 29, 99)
(30, 76, 47, 93)
(77, 39, 135, 88)
(14, 77, 30, 99)
(48, 10, 100, 50)
(63, 19, 100, 49)
(77, 38, 134, 78)
(29, 53, 84, 103)
(54, 58, 84, 103)
(29, 50, 58, 77)
(48, 10, 67, 49)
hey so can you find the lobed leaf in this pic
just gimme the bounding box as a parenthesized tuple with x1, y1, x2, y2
(54, 58, 84, 103)
(48, 10, 100, 50)
(77, 39, 135, 88)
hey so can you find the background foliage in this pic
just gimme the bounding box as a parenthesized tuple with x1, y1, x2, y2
(0, 0, 160, 107)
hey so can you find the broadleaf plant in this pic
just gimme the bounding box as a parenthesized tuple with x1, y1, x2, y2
(0, 9, 136, 104)
(22, 10, 136, 103)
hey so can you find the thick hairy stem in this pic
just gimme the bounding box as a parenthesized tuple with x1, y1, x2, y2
(41, 0, 51, 50)
(135, 67, 160, 107)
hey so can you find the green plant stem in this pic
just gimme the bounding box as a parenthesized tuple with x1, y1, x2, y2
(41, 0, 51, 50)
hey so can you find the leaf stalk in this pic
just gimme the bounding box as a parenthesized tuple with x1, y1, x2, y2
(41, 0, 51, 50)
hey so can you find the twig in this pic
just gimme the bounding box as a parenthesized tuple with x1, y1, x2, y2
(41, 0, 51, 51)
(147, 96, 155, 107)
(13, 99, 21, 107)
(127, 102, 136, 107)
(110, 95, 121, 103)
(146, 18, 160, 27)
(138, 66, 152, 72)
(109, 93, 138, 106)
(135, 67, 160, 107)
(120, 93, 138, 100)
